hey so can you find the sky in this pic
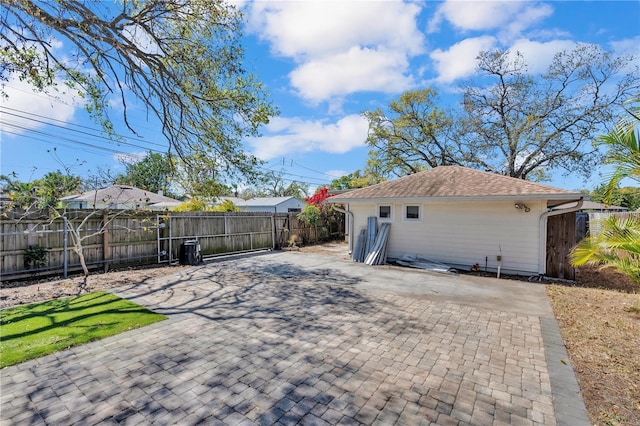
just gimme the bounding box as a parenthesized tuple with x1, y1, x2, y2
(1, 0, 639, 194)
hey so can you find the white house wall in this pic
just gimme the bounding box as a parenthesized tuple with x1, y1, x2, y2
(349, 199, 547, 275)
(245, 198, 305, 213)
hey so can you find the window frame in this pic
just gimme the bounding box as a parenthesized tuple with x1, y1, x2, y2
(377, 204, 393, 222)
(403, 204, 422, 222)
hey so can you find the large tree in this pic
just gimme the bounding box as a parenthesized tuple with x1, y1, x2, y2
(1, 170, 81, 210)
(459, 45, 638, 180)
(330, 160, 386, 190)
(1, 0, 277, 178)
(363, 88, 456, 179)
(252, 170, 309, 200)
(114, 152, 175, 196)
(364, 45, 639, 180)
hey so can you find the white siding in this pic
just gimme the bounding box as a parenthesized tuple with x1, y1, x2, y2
(245, 198, 305, 213)
(349, 199, 547, 275)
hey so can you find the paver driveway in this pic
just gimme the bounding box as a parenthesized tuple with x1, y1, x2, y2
(1, 251, 589, 425)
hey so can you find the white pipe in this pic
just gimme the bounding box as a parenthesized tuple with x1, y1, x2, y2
(332, 205, 354, 253)
(537, 198, 584, 275)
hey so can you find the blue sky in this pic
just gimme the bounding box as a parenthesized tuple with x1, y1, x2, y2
(1, 0, 639, 193)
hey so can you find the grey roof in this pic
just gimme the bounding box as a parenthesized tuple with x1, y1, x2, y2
(148, 201, 183, 208)
(216, 197, 249, 207)
(243, 197, 302, 207)
(330, 166, 582, 202)
(554, 200, 628, 212)
(61, 186, 180, 206)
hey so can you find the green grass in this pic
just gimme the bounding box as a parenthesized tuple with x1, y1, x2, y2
(0, 291, 166, 368)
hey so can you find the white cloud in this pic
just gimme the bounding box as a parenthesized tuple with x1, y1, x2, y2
(325, 169, 348, 178)
(609, 36, 640, 57)
(113, 152, 147, 164)
(429, 36, 578, 83)
(430, 36, 496, 83)
(247, 1, 424, 103)
(1, 77, 78, 134)
(290, 47, 414, 102)
(249, 2, 423, 58)
(122, 24, 160, 55)
(247, 114, 369, 160)
(508, 39, 577, 73)
(428, 1, 553, 40)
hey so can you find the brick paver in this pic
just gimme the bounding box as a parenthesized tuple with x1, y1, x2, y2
(0, 251, 589, 425)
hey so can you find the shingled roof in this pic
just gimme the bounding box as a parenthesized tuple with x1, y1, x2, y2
(330, 166, 582, 202)
(61, 185, 179, 206)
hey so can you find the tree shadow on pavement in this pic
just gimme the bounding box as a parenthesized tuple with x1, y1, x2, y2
(88, 256, 443, 424)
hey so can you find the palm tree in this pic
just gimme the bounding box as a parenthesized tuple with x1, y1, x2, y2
(570, 95, 640, 285)
(570, 215, 640, 284)
(596, 94, 640, 203)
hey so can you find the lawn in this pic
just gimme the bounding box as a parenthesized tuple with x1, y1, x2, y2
(0, 291, 166, 368)
(548, 282, 640, 426)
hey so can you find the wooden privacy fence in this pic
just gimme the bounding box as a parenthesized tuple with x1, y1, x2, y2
(158, 213, 275, 264)
(0, 210, 344, 281)
(586, 211, 639, 237)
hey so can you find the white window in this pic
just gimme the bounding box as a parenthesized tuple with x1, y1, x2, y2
(378, 205, 392, 221)
(404, 205, 421, 221)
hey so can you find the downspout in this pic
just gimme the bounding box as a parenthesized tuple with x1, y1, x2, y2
(332, 204, 353, 253)
(537, 197, 584, 276)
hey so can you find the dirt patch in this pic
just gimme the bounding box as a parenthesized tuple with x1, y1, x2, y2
(298, 241, 352, 259)
(574, 265, 640, 294)
(0, 264, 187, 309)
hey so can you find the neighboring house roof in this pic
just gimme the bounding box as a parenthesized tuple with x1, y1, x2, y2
(149, 201, 183, 209)
(554, 200, 628, 212)
(243, 196, 302, 207)
(330, 166, 582, 203)
(61, 185, 180, 208)
(216, 197, 250, 207)
(214, 196, 304, 209)
(0, 189, 11, 206)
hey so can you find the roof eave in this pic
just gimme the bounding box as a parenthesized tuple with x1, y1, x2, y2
(330, 194, 583, 203)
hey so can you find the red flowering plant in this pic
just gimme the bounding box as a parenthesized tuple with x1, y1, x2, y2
(297, 187, 342, 233)
(305, 186, 332, 205)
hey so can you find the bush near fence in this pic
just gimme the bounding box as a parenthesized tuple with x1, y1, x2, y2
(0, 210, 344, 281)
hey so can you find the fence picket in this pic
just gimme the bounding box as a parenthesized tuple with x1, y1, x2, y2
(1, 210, 344, 280)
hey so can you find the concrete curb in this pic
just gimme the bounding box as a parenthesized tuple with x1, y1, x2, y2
(540, 316, 592, 426)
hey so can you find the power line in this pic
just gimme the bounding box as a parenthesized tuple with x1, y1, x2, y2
(1, 127, 134, 157)
(0, 105, 167, 148)
(293, 160, 343, 179)
(0, 109, 167, 153)
(1, 122, 164, 158)
(1, 108, 338, 187)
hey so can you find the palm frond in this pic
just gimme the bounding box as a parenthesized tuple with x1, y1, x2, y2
(570, 214, 640, 285)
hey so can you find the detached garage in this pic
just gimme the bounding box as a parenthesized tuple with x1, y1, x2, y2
(330, 166, 583, 279)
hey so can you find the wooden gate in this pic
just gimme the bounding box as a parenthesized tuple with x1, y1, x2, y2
(157, 213, 275, 264)
(546, 212, 576, 280)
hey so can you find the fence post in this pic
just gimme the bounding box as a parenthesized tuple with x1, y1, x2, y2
(63, 216, 68, 279)
(271, 214, 276, 249)
(102, 211, 110, 272)
(168, 216, 172, 264)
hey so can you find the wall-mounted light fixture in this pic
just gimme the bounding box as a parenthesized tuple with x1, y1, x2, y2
(514, 203, 530, 212)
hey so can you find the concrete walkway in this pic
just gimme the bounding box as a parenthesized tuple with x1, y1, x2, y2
(1, 251, 590, 425)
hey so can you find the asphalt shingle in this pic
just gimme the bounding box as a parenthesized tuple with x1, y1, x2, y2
(330, 166, 581, 201)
